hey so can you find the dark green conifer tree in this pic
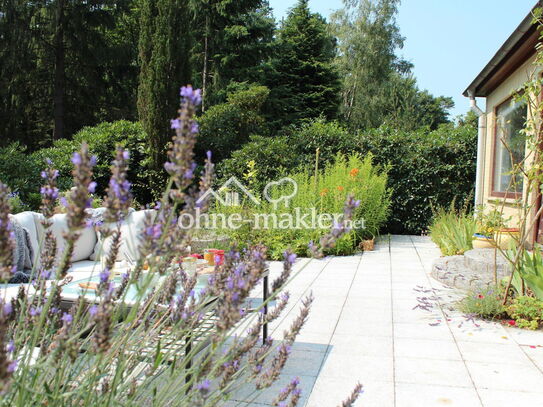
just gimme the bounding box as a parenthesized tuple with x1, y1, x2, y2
(137, 0, 192, 170)
(266, 0, 341, 129)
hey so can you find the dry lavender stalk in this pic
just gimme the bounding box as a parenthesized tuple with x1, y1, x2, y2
(310, 194, 361, 258)
(57, 144, 97, 278)
(103, 146, 132, 223)
(339, 382, 364, 407)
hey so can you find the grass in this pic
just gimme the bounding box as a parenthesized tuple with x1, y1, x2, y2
(429, 202, 476, 256)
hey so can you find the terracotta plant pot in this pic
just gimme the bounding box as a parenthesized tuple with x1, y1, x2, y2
(494, 228, 520, 250)
(361, 239, 375, 251)
(472, 234, 495, 249)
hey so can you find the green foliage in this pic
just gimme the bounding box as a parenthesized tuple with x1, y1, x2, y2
(331, 0, 452, 131)
(506, 296, 543, 330)
(0, 143, 42, 209)
(218, 135, 297, 192)
(266, 0, 340, 128)
(476, 208, 508, 236)
(219, 118, 477, 234)
(197, 85, 270, 161)
(33, 121, 154, 205)
(215, 153, 391, 259)
(358, 123, 477, 234)
(516, 247, 543, 301)
(429, 203, 477, 256)
(0, 1, 139, 148)
(138, 0, 192, 169)
(288, 119, 358, 169)
(189, 0, 275, 107)
(458, 288, 505, 319)
(7, 192, 28, 214)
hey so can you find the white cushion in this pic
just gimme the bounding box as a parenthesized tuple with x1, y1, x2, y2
(123, 210, 156, 261)
(11, 212, 40, 264)
(50, 214, 97, 262)
(90, 210, 155, 263)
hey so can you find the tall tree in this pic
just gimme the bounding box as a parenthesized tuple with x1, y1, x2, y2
(137, 0, 192, 169)
(266, 0, 340, 129)
(0, 0, 36, 147)
(0, 0, 138, 148)
(331, 0, 406, 130)
(332, 0, 452, 130)
(189, 0, 275, 110)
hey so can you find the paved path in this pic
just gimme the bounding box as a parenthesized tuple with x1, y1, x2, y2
(230, 235, 543, 407)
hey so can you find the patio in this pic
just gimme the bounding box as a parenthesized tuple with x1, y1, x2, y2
(231, 235, 543, 407)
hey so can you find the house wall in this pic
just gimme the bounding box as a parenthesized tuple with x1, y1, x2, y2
(480, 54, 539, 229)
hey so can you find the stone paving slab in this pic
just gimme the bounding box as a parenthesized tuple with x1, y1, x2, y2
(233, 235, 543, 407)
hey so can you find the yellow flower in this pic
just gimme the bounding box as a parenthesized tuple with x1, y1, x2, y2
(320, 188, 329, 197)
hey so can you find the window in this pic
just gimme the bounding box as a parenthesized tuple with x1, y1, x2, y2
(493, 98, 527, 195)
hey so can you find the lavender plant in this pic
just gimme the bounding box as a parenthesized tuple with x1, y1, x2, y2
(0, 86, 361, 406)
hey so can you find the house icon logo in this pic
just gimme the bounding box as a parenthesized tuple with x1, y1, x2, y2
(197, 177, 260, 206)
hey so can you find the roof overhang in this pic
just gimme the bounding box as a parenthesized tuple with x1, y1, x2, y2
(463, 2, 542, 98)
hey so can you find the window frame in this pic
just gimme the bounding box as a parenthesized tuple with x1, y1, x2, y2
(490, 95, 527, 199)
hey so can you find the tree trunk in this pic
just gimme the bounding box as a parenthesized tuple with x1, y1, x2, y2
(53, 0, 66, 141)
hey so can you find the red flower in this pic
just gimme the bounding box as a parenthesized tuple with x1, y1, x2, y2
(477, 294, 485, 299)
(507, 320, 516, 326)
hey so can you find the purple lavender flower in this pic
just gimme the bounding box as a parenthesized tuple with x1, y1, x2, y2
(3, 302, 12, 316)
(6, 341, 14, 353)
(196, 379, 211, 392)
(29, 306, 42, 317)
(62, 313, 73, 324)
(7, 360, 17, 373)
(71, 152, 82, 165)
(180, 86, 202, 106)
(284, 251, 297, 265)
(100, 268, 111, 284)
(171, 119, 181, 129)
(103, 147, 132, 223)
(89, 305, 98, 317)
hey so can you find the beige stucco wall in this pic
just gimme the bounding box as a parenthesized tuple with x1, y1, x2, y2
(479, 54, 540, 229)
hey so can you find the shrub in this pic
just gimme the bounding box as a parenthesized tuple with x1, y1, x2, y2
(357, 123, 477, 234)
(33, 121, 155, 205)
(506, 296, 543, 330)
(458, 288, 505, 319)
(0, 143, 42, 209)
(429, 202, 477, 256)
(219, 119, 477, 235)
(217, 135, 297, 192)
(196, 85, 270, 162)
(7, 192, 28, 214)
(215, 153, 391, 259)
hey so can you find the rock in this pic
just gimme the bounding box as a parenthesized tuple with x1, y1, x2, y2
(431, 249, 512, 291)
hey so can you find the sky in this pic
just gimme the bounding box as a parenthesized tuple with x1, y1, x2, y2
(268, 0, 536, 118)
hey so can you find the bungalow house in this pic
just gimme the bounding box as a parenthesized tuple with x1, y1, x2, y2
(463, 1, 543, 243)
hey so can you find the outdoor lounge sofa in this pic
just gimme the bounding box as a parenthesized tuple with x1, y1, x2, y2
(10, 209, 153, 280)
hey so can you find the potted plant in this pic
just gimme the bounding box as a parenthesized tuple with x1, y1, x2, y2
(472, 233, 494, 249)
(494, 227, 521, 249)
(359, 233, 375, 251)
(473, 208, 509, 249)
